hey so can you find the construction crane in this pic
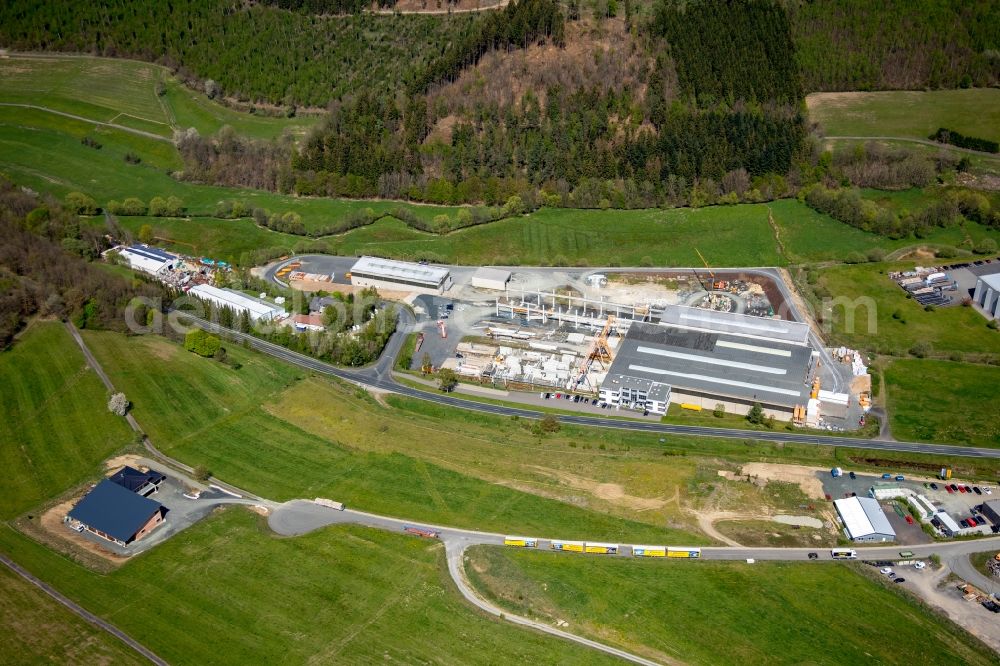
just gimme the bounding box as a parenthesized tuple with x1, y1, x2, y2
(574, 316, 618, 389)
(694, 247, 715, 292)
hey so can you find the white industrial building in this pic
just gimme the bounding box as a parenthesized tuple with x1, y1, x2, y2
(972, 272, 1000, 319)
(188, 284, 285, 322)
(112, 244, 177, 275)
(470, 267, 512, 291)
(834, 496, 896, 542)
(349, 256, 452, 295)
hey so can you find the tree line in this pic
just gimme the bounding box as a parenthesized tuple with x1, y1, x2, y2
(0, 178, 168, 348)
(930, 128, 1000, 154)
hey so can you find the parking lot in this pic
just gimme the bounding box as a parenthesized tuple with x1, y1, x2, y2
(71, 473, 243, 556)
(819, 469, 997, 543)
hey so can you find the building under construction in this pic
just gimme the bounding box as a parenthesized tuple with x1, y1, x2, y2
(495, 290, 651, 329)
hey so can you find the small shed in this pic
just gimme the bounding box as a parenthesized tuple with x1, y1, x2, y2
(471, 267, 512, 291)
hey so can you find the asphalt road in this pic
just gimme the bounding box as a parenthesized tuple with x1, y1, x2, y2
(184, 313, 1000, 459)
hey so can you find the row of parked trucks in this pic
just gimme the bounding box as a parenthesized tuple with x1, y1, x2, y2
(504, 537, 702, 558)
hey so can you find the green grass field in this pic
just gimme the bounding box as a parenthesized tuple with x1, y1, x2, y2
(814, 262, 1000, 356)
(0, 54, 320, 140)
(0, 321, 132, 519)
(80, 330, 703, 542)
(808, 89, 1000, 143)
(885, 359, 1000, 448)
(0, 564, 145, 665)
(0, 513, 612, 665)
(466, 546, 996, 665)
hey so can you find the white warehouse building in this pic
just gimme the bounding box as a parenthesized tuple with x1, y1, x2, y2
(834, 496, 896, 542)
(470, 267, 512, 291)
(349, 256, 453, 295)
(188, 284, 285, 322)
(113, 244, 177, 276)
(972, 272, 1000, 320)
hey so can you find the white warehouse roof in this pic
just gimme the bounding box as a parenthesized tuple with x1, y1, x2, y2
(116, 244, 177, 275)
(658, 305, 811, 345)
(834, 496, 896, 540)
(350, 256, 450, 287)
(188, 284, 284, 321)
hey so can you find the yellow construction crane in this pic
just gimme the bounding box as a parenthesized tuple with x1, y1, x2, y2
(575, 315, 618, 387)
(694, 247, 715, 291)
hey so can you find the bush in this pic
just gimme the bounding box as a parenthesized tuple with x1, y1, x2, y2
(935, 245, 958, 259)
(909, 341, 932, 358)
(107, 392, 129, 416)
(539, 413, 561, 433)
(193, 465, 211, 482)
(184, 328, 222, 357)
(713, 403, 726, 418)
(866, 248, 886, 263)
(65, 192, 98, 215)
(974, 238, 998, 255)
(746, 402, 764, 425)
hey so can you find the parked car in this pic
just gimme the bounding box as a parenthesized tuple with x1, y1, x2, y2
(950, 483, 959, 492)
(880, 567, 893, 575)
(946, 485, 954, 493)
(930, 483, 938, 490)
(555, 393, 561, 399)
(914, 561, 926, 570)
(964, 485, 973, 493)
(808, 552, 818, 560)
(905, 516, 914, 525)
(849, 471, 856, 480)
(968, 518, 978, 527)
(643, 410, 650, 416)
(894, 578, 905, 584)
(564, 393, 572, 400)
(974, 486, 983, 495)
(958, 485, 967, 493)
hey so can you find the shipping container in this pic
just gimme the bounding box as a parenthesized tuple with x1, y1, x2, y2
(551, 540, 585, 553)
(504, 536, 537, 548)
(403, 526, 439, 538)
(584, 542, 619, 555)
(666, 547, 702, 559)
(632, 545, 667, 557)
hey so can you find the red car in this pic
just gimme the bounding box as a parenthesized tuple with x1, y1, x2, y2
(946, 485, 954, 494)
(958, 485, 967, 493)
(968, 518, 978, 527)
(905, 516, 914, 525)
(964, 485, 973, 493)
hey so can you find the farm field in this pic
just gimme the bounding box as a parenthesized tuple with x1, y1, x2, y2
(466, 547, 997, 665)
(807, 89, 1000, 144)
(0, 514, 611, 665)
(0, 321, 132, 519)
(885, 359, 1000, 448)
(80, 330, 703, 543)
(0, 564, 145, 665)
(103, 196, 1000, 270)
(0, 54, 320, 140)
(813, 261, 1000, 357)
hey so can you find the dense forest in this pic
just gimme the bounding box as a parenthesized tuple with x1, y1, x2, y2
(789, 0, 1000, 91)
(0, 179, 167, 347)
(2, 0, 997, 209)
(0, 0, 481, 106)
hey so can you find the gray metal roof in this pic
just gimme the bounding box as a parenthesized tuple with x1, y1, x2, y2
(351, 256, 450, 286)
(68, 480, 164, 543)
(979, 272, 1000, 291)
(605, 321, 813, 407)
(657, 305, 811, 345)
(472, 267, 512, 282)
(835, 496, 896, 539)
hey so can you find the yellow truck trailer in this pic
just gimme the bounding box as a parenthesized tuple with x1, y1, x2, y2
(551, 540, 585, 553)
(667, 547, 702, 559)
(503, 536, 537, 548)
(584, 542, 619, 555)
(632, 545, 667, 557)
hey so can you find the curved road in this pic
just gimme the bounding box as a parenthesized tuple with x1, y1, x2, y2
(824, 135, 1000, 157)
(0, 103, 172, 142)
(270, 499, 1000, 664)
(184, 313, 1000, 459)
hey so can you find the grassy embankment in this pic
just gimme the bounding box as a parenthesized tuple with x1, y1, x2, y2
(0, 564, 146, 665)
(0, 513, 611, 665)
(466, 546, 997, 665)
(0, 321, 132, 519)
(807, 89, 1000, 143)
(885, 359, 1000, 448)
(811, 261, 1000, 357)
